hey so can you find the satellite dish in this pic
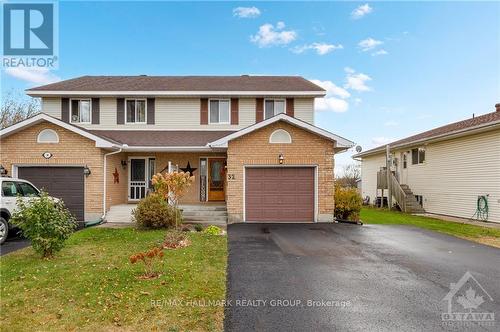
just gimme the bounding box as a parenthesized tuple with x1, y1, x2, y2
(355, 145, 362, 153)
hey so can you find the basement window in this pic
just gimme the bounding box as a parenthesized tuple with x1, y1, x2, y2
(411, 148, 425, 165)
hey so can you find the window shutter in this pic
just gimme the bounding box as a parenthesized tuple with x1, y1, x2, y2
(147, 98, 155, 124)
(230, 98, 239, 125)
(61, 98, 69, 122)
(200, 98, 208, 125)
(256, 98, 264, 122)
(286, 98, 294, 117)
(116, 98, 125, 125)
(91, 98, 100, 124)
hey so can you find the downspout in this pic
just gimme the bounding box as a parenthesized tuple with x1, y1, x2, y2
(101, 147, 123, 222)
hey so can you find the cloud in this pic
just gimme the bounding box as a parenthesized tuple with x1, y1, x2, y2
(5, 67, 60, 85)
(233, 6, 260, 18)
(291, 42, 343, 55)
(344, 67, 372, 92)
(351, 4, 373, 19)
(250, 22, 297, 47)
(310, 79, 350, 113)
(371, 137, 394, 147)
(384, 120, 398, 127)
(358, 38, 383, 51)
(372, 49, 388, 56)
(354, 98, 362, 106)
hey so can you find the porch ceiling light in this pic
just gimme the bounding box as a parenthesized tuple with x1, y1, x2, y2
(83, 165, 91, 177)
(278, 153, 284, 165)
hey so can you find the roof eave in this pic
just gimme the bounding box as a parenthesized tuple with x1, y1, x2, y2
(26, 90, 327, 97)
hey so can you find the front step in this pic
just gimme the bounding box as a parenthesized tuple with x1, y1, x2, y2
(179, 204, 228, 224)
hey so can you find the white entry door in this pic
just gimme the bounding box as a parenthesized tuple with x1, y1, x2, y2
(129, 158, 147, 201)
(400, 152, 408, 184)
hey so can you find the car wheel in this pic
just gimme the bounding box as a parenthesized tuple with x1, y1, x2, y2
(0, 217, 8, 245)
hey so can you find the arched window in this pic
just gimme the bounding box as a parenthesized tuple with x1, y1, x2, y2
(269, 129, 292, 144)
(37, 129, 59, 143)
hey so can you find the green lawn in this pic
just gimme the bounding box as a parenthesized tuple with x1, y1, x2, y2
(0, 227, 227, 331)
(361, 207, 500, 248)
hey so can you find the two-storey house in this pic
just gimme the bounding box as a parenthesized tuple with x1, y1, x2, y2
(0, 75, 354, 223)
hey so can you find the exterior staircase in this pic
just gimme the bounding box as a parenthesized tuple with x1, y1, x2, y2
(180, 204, 227, 225)
(399, 184, 426, 213)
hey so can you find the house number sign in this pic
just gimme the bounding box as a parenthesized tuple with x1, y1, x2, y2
(227, 174, 235, 180)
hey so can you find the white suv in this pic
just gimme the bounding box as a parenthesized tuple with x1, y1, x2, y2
(0, 177, 42, 244)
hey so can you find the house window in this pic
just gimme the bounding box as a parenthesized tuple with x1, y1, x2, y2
(415, 195, 424, 207)
(126, 99, 146, 124)
(264, 99, 285, 119)
(37, 129, 59, 143)
(402, 153, 407, 169)
(71, 99, 91, 124)
(209, 99, 230, 124)
(411, 148, 426, 165)
(269, 129, 292, 144)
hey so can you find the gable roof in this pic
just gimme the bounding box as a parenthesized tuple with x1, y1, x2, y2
(26, 75, 326, 97)
(208, 113, 355, 150)
(0, 113, 120, 148)
(354, 111, 500, 158)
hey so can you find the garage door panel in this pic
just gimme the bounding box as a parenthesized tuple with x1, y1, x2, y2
(18, 167, 85, 221)
(245, 167, 314, 222)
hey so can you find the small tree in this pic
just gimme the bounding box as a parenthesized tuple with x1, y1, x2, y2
(151, 171, 195, 228)
(1, 91, 40, 129)
(336, 163, 361, 188)
(10, 191, 77, 258)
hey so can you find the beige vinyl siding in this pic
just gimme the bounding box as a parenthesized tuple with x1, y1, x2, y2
(360, 154, 387, 202)
(294, 98, 314, 124)
(239, 98, 256, 127)
(41, 98, 61, 118)
(360, 129, 500, 223)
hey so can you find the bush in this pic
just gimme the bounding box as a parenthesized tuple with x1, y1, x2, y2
(203, 225, 223, 235)
(194, 224, 203, 232)
(129, 247, 164, 279)
(10, 191, 77, 258)
(163, 229, 190, 249)
(334, 184, 362, 221)
(132, 194, 181, 229)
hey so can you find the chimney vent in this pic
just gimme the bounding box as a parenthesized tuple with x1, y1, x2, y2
(495, 103, 500, 112)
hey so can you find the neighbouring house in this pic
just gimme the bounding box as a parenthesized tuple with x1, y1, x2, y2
(353, 105, 500, 223)
(0, 75, 354, 223)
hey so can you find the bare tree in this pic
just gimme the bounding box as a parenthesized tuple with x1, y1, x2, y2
(336, 163, 361, 188)
(1, 91, 40, 129)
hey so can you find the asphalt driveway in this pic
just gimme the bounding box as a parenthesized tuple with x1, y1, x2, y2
(225, 223, 500, 331)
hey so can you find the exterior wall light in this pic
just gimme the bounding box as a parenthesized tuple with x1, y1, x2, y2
(121, 160, 128, 169)
(278, 154, 284, 165)
(0, 165, 7, 176)
(83, 165, 91, 177)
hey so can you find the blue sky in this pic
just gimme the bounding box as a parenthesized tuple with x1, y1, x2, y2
(1, 1, 499, 169)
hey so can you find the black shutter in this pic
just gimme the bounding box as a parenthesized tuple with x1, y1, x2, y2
(61, 98, 70, 122)
(117, 98, 125, 124)
(147, 98, 155, 125)
(91, 98, 100, 124)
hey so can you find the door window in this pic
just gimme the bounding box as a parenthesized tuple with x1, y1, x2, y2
(131, 159, 146, 181)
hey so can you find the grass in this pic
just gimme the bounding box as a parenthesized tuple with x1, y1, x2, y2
(361, 207, 500, 248)
(0, 227, 227, 331)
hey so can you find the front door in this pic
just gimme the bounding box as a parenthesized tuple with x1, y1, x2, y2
(208, 158, 225, 201)
(129, 158, 147, 201)
(400, 152, 408, 184)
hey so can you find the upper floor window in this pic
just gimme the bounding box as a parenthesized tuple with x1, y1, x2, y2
(126, 99, 146, 124)
(411, 147, 425, 165)
(71, 99, 91, 124)
(209, 99, 230, 124)
(265, 99, 285, 119)
(37, 129, 59, 143)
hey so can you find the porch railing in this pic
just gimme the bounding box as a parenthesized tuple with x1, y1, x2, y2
(376, 168, 408, 212)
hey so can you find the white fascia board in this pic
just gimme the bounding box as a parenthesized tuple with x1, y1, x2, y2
(26, 90, 326, 97)
(0, 113, 119, 148)
(208, 114, 355, 149)
(122, 146, 219, 152)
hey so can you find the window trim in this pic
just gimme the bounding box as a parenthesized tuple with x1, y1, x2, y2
(37, 129, 59, 144)
(70, 98, 92, 124)
(264, 98, 286, 120)
(208, 98, 231, 125)
(125, 98, 147, 124)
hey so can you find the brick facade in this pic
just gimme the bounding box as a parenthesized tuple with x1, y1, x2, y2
(226, 121, 335, 223)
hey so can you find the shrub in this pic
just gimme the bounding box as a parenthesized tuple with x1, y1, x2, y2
(163, 229, 190, 249)
(194, 224, 203, 232)
(132, 194, 181, 229)
(10, 191, 77, 258)
(334, 184, 362, 221)
(203, 225, 223, 235)
(129, 247, 164, 279)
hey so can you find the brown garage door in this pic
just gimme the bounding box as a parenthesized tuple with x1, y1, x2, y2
(18, 167, 85, 221)
(245, 167, 315, 222)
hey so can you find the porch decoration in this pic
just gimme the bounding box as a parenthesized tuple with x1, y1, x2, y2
(113, 167, 120, 184)
(180, 161, 197, 175)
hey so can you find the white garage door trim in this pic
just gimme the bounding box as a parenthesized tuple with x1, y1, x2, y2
(243, 165, 318, 223)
